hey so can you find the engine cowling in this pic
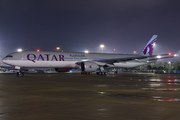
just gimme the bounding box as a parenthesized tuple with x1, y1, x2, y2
(55, 68, 72, 72)
(81, 62, 99, 72)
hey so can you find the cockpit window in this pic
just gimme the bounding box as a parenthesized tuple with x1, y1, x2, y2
(6, 55, 13, 57)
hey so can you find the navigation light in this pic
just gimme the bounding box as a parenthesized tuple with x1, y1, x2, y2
(168, 53, 172, 56)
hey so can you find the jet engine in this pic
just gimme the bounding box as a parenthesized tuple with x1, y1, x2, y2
(81, 62, 99, 72)
(55, 68, 72, 72)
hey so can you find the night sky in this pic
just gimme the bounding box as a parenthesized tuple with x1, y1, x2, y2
(0, 0, 180, 58)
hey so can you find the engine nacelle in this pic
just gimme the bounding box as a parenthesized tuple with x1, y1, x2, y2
(55, 68, 72, 72)
(81, 62, 99, 72)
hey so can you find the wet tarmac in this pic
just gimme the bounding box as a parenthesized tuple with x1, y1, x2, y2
(0, 73, 180, 120)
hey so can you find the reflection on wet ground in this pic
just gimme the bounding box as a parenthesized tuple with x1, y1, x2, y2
(1, 73, 180, 119)
(107, 93, 180, 101)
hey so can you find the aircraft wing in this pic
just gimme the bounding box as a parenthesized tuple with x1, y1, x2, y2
(147, 56, 174, 61)
(94, 54, 174, 64)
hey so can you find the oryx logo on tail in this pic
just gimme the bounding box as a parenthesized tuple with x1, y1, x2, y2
(139, 35, 158, 56)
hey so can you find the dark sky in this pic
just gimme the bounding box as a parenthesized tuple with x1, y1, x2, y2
(0, 0, 180, 58)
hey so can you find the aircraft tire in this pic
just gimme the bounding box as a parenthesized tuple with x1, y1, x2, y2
(81, 72, 92, 75)
(104, 72, 107, 75)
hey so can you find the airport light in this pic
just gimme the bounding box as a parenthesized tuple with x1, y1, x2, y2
(168, 52, 172, 56)
(168, 61, 171, 73)
(100, 44, 104, 53)
(56, 47, 60, 51)
(17, 49, 22, 52)
(157, 55, 161, 58)
(84, 50, 89, 53)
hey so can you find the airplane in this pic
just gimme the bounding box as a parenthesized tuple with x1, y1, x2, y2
(2, 35, 175, 75)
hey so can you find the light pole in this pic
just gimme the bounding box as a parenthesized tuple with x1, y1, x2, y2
(169, 61, 171, 73)
(100, 45, 104, 53)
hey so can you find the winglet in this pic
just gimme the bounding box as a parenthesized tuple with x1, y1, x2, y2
(139, 35, 158, 56)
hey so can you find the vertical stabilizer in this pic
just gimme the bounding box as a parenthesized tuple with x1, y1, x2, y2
(139, 35, 158, 56)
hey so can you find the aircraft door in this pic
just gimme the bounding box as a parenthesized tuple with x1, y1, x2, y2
(22, 54, 26, 60)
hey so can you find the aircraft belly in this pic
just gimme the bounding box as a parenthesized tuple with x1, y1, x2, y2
(3, 60, 77, 68)
(113, 62, 146, 68)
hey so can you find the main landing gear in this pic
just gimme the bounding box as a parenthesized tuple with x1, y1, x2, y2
(81, 72, 92, 75)
(81, 72, 108, 75)
(96, 72, 107, 75)
(95, 66, 108, 75)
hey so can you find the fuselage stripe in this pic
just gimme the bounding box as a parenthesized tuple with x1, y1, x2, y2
(64, 58, 73, 59)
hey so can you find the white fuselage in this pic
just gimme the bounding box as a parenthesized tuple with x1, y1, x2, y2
(2, 51, 149, 69)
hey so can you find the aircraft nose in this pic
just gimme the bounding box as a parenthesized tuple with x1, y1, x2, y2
(2, 58, 8, 64)
(2, 59, 6, 63)
(2, 57, 6, 61)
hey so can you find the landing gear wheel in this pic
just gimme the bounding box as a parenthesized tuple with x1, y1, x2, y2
(81, 72, 92, 75)
(88, 72, 92, 75)
(96, 72, 107, 75)
(104, 72, 107, 75)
